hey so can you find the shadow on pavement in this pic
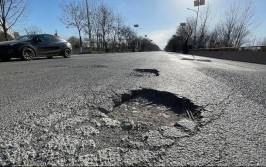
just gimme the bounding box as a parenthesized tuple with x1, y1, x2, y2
(0, 57, 65, 64)
(126, 88, 202, 117)
(0, 58, 21, 63)
(181, 58, 212, 62)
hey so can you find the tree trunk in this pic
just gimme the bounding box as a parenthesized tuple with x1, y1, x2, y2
(85, 0, 92, 50)
(2, 20, 9, 41)
(3, 28, 8, 41)
(96, 32, 99, 51)
(78, 29, 83, 53)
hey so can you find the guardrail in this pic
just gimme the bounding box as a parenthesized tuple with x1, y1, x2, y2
(190, 46, 266, 64)
(194, 46, 266, 52)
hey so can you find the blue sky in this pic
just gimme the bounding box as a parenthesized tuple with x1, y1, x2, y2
(14, 0, 266, 49)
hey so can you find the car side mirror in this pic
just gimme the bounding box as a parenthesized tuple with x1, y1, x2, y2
(36, 38, 43, 43)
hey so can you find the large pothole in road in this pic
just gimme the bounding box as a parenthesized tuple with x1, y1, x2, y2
(108, 89, 203, 132)
(131, 69, 160, 77)
(94, 88, 205, 151)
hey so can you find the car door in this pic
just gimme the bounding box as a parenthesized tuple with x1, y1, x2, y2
(35, 35, 62, 56)
(48, 35, 63, 55)
(35, 35, 51, 56)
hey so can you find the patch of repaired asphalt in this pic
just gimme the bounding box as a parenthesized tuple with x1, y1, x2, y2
(0, 88, 205, 166)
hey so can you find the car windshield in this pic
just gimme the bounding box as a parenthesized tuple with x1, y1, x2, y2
(15, 35, 35, 41)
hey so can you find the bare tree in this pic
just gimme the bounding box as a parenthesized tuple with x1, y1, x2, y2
(181, 4, 212, 49)
(114, 14, 124, 51)
(97, 4, 114, 51)
(207, 24, 221, 48)
(58, 0, 159, 52)
(59, 0, 85, 51)
(0, 0, 30, 41)
(67, 36, 80, 48)
(220, 3, 239, 47)
(84, 0, 99, 49)
(177, 17, 195, 42)
(233, 1, 257, 47)
(197, 4, 211, 48)
(106, 14, 124, 52)
(165, 1, 258, 51)
(83, 1, 132, 52)
(259, 37, 266, 46)
(24, 26, 42, 35)
(120, 26, 136, 51)
(92, 10, 101, 50)
(218, 1, 257, 47)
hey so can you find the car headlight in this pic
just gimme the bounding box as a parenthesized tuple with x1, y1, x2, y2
(67, 42, 72, 48)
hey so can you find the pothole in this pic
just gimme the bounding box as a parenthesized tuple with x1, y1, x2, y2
(109, 89, 202, 129)
(131, 69, 159, 77)
(94, 88, 204, 150)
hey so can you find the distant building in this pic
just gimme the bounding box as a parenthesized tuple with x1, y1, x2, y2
(0, 26, 19, 41)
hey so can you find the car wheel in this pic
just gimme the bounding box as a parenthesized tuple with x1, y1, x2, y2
(47, 56, 53, 59)
(21, 47, 35, 61)
(63, 48, 71, 58)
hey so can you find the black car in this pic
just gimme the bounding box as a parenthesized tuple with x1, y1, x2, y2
(0, 34, 72, 61)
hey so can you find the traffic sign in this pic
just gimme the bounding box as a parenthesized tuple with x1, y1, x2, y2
(194, 0, 205, 7)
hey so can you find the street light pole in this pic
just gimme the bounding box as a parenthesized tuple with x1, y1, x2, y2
(134, 24, 139, 52)
(144, 35, 147, 51)
(195, 5, 200, 50)
(187, 0, 205, 59)
(187, 8, 199, 43)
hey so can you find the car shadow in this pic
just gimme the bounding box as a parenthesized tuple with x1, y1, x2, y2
(0, 57, 65, 63)
(0, 58, 21, 63)
(181, 58, 212, 62)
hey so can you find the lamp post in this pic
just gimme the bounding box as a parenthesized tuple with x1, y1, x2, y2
(144, 35, 148, 51)
(187, 0, 205, 58)
(134, 24, 139, 52)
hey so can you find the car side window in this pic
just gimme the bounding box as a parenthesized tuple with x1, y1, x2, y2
(49, 35, 61, 42)
(38, 35, 50, 43)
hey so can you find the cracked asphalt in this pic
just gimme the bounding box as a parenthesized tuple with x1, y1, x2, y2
(0, 52, 265, 166)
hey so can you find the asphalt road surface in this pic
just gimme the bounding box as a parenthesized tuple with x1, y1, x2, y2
(0, 52, 265, 166)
